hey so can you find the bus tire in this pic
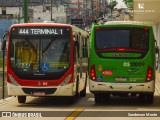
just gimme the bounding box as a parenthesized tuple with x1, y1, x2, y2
(75, 75, 79, 98)
(94, 94, 104, 104)
(139, 94, 145, 103)
(80, 73, 87, 97)
(105, 93, 110, 101)
(146, 93, 154, 104)
(18, 96, 26, 103)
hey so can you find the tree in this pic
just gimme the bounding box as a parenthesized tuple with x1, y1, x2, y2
(123, 0, 133, 10)
(108, 1, 118, 11)
(123, 0, 133, 4)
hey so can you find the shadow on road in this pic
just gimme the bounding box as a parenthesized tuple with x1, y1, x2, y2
(92, 95, 160, 109)
(17, 96, 82, 108)
(15, 93, 160, 110)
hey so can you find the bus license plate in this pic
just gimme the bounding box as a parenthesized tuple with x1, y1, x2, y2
(115, 77, 126, 81)
(34, 92, 45, 96)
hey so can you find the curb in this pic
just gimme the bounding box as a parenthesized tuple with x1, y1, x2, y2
(156, 71, 160, 94)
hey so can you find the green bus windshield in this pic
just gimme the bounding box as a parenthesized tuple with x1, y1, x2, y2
(95, 27, 149, 53)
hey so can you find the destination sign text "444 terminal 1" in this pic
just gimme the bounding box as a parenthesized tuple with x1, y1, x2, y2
(12, 28, 64, 35)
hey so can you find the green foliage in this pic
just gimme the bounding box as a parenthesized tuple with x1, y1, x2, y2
(123, 0, 133, 4)
(108, 1, 118, 11)
(123, 0, 133, 10)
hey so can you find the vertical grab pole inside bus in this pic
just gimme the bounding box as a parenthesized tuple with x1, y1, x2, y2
(2, 32, 7, 99)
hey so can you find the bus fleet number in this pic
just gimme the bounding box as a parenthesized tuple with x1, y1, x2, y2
(130, 62, 145, 66)
(19, 29, 29, 34)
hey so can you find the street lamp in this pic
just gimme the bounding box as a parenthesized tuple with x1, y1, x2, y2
(51, 0, 53, 21)
(67, 13, 70, 24)
(24, 0, 28, 23)
(91, 0, 94, 22)
(64, 4, 70, 23)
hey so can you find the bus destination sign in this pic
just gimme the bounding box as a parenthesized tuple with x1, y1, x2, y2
(12, 28, 64, 35)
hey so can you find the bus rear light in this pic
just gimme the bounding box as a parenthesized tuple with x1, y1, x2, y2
(146, 66, 152, 82)
(8, 74, 19, 86)
(118, 48, 125, 51)
(96, 28, 100, 30)
(144, 28, 149, 31)
(61, 74, 72, 86)
(90, 65, 96, 81)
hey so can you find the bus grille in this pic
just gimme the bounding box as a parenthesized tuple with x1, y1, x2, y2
(22, 88, 57, 95)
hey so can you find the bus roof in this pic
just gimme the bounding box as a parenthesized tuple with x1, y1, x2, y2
(10, 23, 73, 28)
(9, 23, 89, 37)
(104, 21, 152, 26)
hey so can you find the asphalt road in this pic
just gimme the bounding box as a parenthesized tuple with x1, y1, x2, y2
(0, 72, 160, 120)
(0, 87, 160, 120)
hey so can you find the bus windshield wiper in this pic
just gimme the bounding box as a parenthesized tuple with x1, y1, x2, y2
(42, 37, 57, 53)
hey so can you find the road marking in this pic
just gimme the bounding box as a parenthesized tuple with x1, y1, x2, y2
(65, 108, 84, 120)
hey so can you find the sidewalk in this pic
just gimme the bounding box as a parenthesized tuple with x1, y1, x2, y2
(0, 67, 6, 72)
(156, 70, 160, 94)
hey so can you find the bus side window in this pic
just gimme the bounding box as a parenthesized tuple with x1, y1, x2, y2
(75, 35, 80, 58)
(83, 37, 88, 58)
(78, 34, 82, 58)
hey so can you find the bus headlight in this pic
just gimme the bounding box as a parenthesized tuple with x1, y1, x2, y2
(8, 74, 19, 86)
(61, 74, 72, 86)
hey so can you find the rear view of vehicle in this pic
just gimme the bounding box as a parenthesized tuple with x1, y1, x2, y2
(89, 22, 156, 104)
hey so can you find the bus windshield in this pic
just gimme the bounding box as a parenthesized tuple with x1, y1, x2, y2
(95, 27, 149, 53)
(9, 27, 70, 79)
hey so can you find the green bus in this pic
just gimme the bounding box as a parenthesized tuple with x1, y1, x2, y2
(89, 21, 158, 104)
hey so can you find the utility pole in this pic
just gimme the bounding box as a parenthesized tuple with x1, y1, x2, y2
(91, 0, 93, 22)
(24, 0, 28, 23)
(78, 0, 80, 18)
(51, 0, 53, 21)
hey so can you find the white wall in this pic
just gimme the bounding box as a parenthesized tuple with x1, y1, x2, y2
(158, 23, 160, 47)
(153, 22, 160, 47)
(6, 7, 19, 15)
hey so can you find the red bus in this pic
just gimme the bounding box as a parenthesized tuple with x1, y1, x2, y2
(6, 23, 89, 103)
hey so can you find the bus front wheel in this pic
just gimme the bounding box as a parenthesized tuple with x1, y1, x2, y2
(18, 96, 26, 103)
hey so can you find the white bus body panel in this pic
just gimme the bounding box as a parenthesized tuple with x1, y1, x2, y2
(7, 83, 75, 96)
(89, 80, 155, 93)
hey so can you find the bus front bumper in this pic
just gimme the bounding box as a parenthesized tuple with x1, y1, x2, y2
(7, 83, 75, 96)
